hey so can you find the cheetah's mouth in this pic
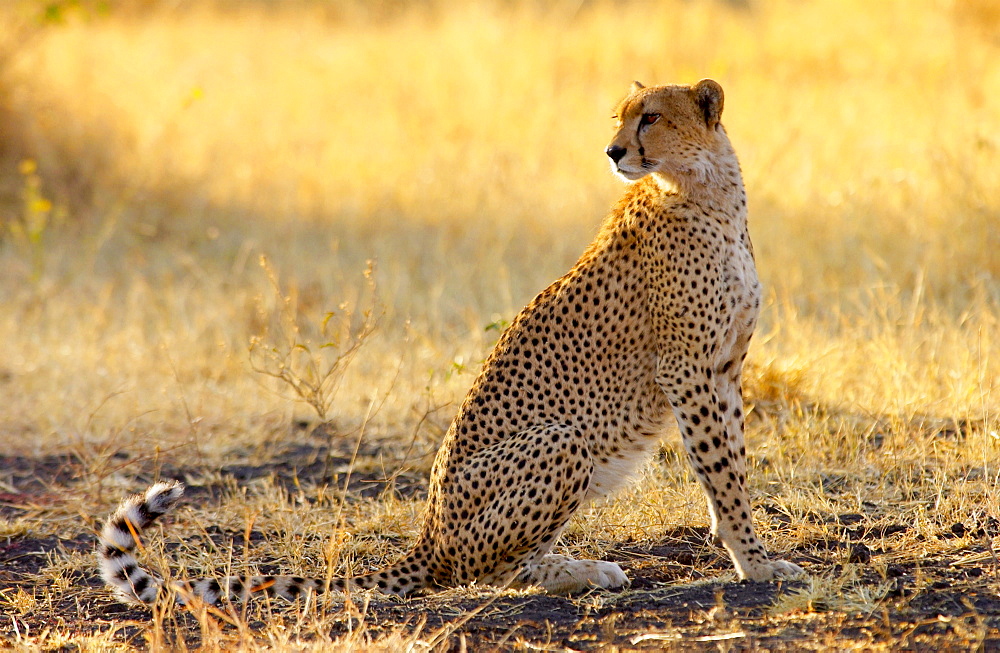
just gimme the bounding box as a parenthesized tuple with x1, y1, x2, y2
(612, 164, 649, 181)
(612, 157, 658, 182)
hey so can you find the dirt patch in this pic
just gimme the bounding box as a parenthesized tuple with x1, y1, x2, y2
(3, 444, 1000, 650)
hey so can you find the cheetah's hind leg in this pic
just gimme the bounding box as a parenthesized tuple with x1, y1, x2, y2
(442, 424, 626, 593)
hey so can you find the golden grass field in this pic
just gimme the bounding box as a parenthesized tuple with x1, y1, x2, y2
(0, 0, 999, 649)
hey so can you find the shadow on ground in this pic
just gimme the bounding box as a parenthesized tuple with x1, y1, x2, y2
(2, 427, 1000, 650)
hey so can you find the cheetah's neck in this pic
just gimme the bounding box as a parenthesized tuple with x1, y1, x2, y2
(649, 135, 747, 223)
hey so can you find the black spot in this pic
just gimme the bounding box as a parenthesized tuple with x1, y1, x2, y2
(116, 564, 137, 582)
(131, 574, 150, 596)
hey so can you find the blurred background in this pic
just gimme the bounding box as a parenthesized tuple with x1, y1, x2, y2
(0, 0, 997, 456)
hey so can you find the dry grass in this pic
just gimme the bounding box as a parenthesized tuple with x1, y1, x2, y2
(0, 0, 999, 649)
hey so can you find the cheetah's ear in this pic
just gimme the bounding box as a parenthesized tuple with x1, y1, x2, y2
(630, 80, 645, 94)
(692, 79, 724, 128)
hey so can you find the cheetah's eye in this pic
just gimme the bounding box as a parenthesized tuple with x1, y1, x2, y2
(640, 113, 661, 126)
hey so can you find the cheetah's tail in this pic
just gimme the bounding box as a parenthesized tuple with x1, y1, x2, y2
(97, 482, 430, 607)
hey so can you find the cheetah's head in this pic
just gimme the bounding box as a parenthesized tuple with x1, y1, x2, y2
(606, 79, 732, 189)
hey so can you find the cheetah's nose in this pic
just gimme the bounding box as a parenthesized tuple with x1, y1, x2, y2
(605, 145, 627, 164)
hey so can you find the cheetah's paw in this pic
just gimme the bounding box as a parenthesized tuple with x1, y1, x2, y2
(742, 559, 805, 582)
(524, 555, 630, 594)
(587, 561, 630, 590)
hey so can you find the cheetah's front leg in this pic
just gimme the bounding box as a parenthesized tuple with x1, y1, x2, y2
(657, 363, 803, 581)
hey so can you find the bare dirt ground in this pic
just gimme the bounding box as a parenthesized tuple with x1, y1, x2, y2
(3, 427, 999, 651)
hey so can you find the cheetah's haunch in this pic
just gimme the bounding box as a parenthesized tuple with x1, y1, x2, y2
(98, 79, 804, 607)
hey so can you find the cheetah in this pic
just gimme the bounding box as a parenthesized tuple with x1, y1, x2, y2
(99, 79, 804, 607)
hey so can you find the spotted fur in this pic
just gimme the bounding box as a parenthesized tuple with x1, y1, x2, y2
(97, 79, 803, 607)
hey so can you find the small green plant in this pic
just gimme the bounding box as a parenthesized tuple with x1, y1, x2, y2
(3, 159, 61, 280)
(249, 256, 381, 473)
(484, 315, 510, 335)
(37, 1, 113, 25)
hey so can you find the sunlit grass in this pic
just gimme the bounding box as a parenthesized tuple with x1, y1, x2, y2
(0, 0, 994, 449)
